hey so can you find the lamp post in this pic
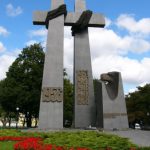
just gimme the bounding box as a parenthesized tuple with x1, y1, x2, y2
(26, 111, 30, 127)
(16, 107, 19, 129)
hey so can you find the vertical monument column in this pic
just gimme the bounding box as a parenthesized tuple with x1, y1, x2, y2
(37, 0, 64, 129)
(74, 0, 96, 128)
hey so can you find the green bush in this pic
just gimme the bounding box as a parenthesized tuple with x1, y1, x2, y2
(0, 129, 150, 150)
(42, 131, 136, 150)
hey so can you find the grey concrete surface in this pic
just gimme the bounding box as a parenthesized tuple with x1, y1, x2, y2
(33, 0, 105, 130)
(107, 130, 150, 147)
(33, 0, 64, 129)
(95, 72, 129, 130)
(33, 11, 105, 27)
(74, 0, 105, 128)
(74, 0, 96, 128)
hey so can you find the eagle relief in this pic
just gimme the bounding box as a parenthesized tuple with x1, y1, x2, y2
(42, 87, 63, 102)
(76, 70, 89, 105)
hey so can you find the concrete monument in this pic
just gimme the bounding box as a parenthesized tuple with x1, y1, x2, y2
(95, 72, 129, 130)
(33, 0, 105, 129)
(73, 0, 105, 128)
(33, 0, 66, 129)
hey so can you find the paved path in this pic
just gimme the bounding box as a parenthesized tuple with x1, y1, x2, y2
(106, 130, 150, 147)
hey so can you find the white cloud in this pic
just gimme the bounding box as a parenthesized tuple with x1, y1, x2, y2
(12, 48, 22, 56)
(0, 26, 9, 36)
(88, 27, 150, 85)
(64, 27, 73, 79)
(116, 14, 150, 35)
(29, 29, 47, 37)
(25, 40, 38, 46)
(0, 54, 16, 80)
(105, 17, 112, 28)
(6, 3, 23, 17)
(128, 82, 147, 93)
(28, 28, 48, 51)
(0, 42, 6, 52)
(89, 28, 150, 58)
(25, 16, 150, 93)
(128, 88, 137, 93)
(0, 48, 21, 80)
(92, 55, 150, 85)
(63, 27, 150, 87)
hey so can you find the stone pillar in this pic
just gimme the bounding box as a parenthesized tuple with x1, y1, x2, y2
(38, 0, 64, 129)
(74, 0, 96, 128)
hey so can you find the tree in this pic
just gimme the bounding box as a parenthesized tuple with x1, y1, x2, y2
(0, 79, 17, 127)
(0, 44, 45, 127)
(126, 84, 150, 126)
(63, 71, 73, 127)
(0, 105, 8, 127)
(0, 44, 74, 128)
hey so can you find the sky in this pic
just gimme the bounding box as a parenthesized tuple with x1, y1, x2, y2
(0, 0, 150, 94)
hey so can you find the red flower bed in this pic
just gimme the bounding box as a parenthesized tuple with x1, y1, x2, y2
(14, 138, 43, 150)
(14, 139, 92, 150)
(2, 136, 137, 150)
(13, 137, 92, 150)
(0, 136, 42, 142)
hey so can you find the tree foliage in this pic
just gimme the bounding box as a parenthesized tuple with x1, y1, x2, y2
(0, 44, 45, 127)
(126, 84, 150, 125)
(0, 44, 74, 127)
(63, 72, 73, 127)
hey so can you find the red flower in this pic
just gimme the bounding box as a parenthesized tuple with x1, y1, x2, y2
(130, 148, 137, 150)
(76, 148, 91, 150)
(14, 137, 43, 150)
(105, 147, 112, 150)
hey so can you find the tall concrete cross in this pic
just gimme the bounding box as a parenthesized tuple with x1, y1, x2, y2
(33, 0, 65, 129)
(74, 0, 105, 128)
(33, 0, 105, 129)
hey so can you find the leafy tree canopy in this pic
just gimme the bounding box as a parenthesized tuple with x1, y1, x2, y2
(126, 84, 150, 125)
(0, 44, 74, 127)
(0, 44, 45, 127)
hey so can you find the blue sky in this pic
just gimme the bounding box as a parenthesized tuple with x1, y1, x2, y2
(0, 0, 150, 94)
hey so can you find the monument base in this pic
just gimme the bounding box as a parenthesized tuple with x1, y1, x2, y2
(38, 102, 63, 129)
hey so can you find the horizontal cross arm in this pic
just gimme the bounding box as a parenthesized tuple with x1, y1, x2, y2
(33, 11, 47, 25)
(65, 12, 105, 27)
(33, 11, 105, 27)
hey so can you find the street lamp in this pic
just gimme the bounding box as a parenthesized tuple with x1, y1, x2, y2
(147, 112, 150, 126)
(26, 112, 30, 127)
(16, 107, 19, 129)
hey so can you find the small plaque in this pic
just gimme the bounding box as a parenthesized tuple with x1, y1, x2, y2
(42, 87, 63, 102)
(76, 70, 89, 105)
(103, 113, 127, 118)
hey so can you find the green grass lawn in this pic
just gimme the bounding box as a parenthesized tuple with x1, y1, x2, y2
(0, 141, 15, 150)
(0, 129, 149, 150)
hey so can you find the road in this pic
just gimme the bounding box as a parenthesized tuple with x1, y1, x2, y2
(107, 130, 150, 147)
